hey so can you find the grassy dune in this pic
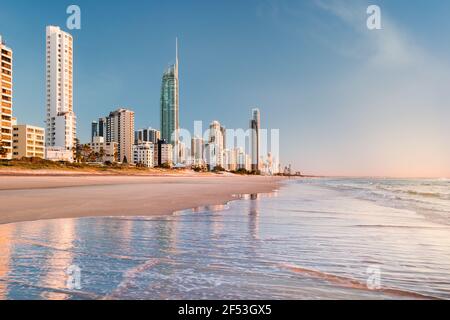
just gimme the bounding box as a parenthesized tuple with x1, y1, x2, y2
(0, 158, 194, 176)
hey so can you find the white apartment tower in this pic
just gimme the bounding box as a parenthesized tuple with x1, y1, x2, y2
(45, 26, 76, 161)
(207, 121, 224, 169)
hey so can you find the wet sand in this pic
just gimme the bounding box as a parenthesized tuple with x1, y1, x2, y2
(0, 175, 282, 225)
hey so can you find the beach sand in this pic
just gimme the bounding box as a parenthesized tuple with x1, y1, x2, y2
(0, 174, 282, 225)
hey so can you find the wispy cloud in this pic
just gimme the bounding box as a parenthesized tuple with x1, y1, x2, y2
(313, 1, 450, 177)
(314, 0, 420, 66)
(257, 0, 450, 177)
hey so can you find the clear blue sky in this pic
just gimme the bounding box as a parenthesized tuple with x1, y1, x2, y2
(1, 0, 449, 177)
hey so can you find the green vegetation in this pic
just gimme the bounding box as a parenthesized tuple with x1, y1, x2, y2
(0, 157, 182, 175)
(157, 162, 172, 169)
(230, 168, 250, 175)
(72, 141, 116, 164)
(212, 165, 226, 173)
(1, 157, 83, 170)
(192, 165, 208, 173)
(0, 141, 8, 157)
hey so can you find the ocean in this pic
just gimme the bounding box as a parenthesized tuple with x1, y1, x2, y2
(0, 178, 449, 300)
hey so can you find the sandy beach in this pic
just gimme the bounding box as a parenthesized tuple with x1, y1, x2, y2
(0, 173, 282, 225)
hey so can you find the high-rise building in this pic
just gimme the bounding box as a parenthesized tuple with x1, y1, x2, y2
(250, 108, 261, 172)
(98, 117, 106, 138)
(236, 147, 246, 170)
(223, 149, 237, 171)
(135, 127, 160, 145)
(220, 125, 227, 150)
(207, 121, 224, 169)
(160, 39, 179, 147)
(0, 35, 13, 160)
(12, 124, 45, 159)
(91, 121, 98, 142)
(178, 141, 187, 164)
(45, 26, 76, 162)
(191, 136, 204, 166)
(148, 128, 160, 144)
(105, 108, 135, 163)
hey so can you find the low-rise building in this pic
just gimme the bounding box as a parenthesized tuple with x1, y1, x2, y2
(12, 124, 45, 159)
(89, 136, 118, 163)
(46, 146, 73, 162)
(133, 142, 154, 168)
(157, 139, 173, 167)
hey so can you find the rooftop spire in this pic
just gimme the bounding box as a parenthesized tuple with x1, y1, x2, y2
(176, 37, 179, 66)
(175, 37, 179, 76)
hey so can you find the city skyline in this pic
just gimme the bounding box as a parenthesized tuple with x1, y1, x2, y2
(1, 0, 449, 177)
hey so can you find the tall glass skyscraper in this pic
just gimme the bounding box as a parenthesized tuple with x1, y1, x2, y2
(160, 39, 179, 147)
(91, 121, 98, 142)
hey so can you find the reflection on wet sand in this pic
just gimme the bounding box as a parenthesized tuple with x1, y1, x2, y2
(249, 194, 260, 240)
(38, 219, 76, 300)
(0, 183, 449, 300)
(0, 223, 15, 299)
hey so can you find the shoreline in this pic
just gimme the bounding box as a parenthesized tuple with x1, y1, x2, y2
(0, 174, 284, 225)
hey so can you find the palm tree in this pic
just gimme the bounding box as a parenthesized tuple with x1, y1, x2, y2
(98, 147, 105, 162)
(81, 144, 92, 163)
(0, 141, 7, 157)
(72, 139, 83, 163)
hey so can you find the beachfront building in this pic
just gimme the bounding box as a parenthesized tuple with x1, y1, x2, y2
(91, 121, 98, 142)
(161, 39, 180, 152)
(98, 117, 106, 138)
(236, 148, 246, 170)
(133, 142, 154, 168)
(105, 108, 135, 163)
(177, 141, 188, 164)
(223, 149, 237, 171)
(0, 35, 13, 160)
(235, 147, 252, 172)
(263, 152, 280, 175)
(91, 117, 107, 141)
(45, 26, 76, 162)
(12, 125, 45, 159)
(191, 136, 204, 166)
(250, 108, 261, 172)
(156, 139, 173, 167)
(207, 121, 224, 169)
(45, 146, 73, 162)
(135, 127, 160, 145)
(89, 136, 118, 163)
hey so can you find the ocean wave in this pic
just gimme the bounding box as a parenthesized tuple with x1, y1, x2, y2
(103, 258, 160, 300)
(278, 263, 441, 300)
(309, 179, 450, 225)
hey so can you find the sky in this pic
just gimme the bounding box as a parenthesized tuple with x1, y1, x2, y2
(1, 0, 449, 178)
